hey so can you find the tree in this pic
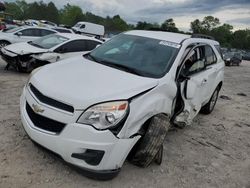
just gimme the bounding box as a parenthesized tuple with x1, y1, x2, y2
(135, 21, 154, 30)
(190, 19, 203, 33)
(231, 29, 250, 50)
(211, 24, 233, 47)
(0, 1, 6, 11)
(60, 4, 84, 26)
(191, 16, 220, 34)
(46, 2, 59, 23)
(202, 16, 220, 31)
(161, 18, 179, 32)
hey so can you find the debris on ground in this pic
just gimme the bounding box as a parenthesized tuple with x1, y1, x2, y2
(220, 95, 232, 100)
(237, 93, 247, 97)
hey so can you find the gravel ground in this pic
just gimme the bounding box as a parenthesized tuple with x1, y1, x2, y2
(0, 59, 250, 188)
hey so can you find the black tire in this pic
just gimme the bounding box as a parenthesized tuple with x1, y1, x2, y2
(200, 86, 220, 114)
(16, 61, 28, 73)
(0, 41, 10, 48)
(129, 114, 170, 167)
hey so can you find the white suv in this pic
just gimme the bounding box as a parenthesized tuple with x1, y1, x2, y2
(20, 30, 224, 180)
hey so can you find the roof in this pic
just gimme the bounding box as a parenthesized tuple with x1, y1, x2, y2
(125, 30, 191, 44)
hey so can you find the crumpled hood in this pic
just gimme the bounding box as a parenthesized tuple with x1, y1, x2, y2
(4, 42, 47, 55)
(31, 56, 158, 110)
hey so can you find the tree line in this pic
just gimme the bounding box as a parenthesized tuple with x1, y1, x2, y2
(4, 1, 250, 50)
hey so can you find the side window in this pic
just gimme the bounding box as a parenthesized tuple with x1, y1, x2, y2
(19, 29, 40, 37)
(80, 24, 85, 29)
(54, 29, 71, 33)
(55, 40, 87, 53)
(205, 45, 217, 66)
(40, 29, 56, 37)
(85, 40, 101, 51)
(182, 47, 206, 76)
(215, 45, 223, 59)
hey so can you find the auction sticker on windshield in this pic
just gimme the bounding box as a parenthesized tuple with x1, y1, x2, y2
(159, 41, 181, 49)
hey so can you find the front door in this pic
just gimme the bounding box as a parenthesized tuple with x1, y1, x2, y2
(175, 45, 211, 125)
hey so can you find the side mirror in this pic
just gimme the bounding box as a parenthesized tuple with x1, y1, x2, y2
(184, 80, 196, 99)
(57, 47, 67, 53)
(95, 44, 101, 49)
(16, 32, 22, 37)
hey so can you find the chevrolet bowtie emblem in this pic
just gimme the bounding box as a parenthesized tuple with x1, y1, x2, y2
(32, 104, 45, 113)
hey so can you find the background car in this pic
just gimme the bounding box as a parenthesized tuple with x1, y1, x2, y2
(0, 26, 58, 48)
(1, 33, 103, 72)
(223, 52, 242, 66)
(242, 52, 250, 61)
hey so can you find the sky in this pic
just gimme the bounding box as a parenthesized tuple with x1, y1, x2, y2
(4, 0, 250, 31)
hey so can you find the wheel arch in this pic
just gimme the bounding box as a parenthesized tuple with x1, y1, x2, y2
(0, 40, 11, 44)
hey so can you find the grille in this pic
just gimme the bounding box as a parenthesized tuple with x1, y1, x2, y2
(26, 102, 66, 134)
(29, 84, 74, 113)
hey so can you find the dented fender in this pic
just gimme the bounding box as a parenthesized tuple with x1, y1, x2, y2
(118, 77, 177, 139)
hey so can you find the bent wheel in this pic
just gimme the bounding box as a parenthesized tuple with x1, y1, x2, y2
(130, 114, 170, 167)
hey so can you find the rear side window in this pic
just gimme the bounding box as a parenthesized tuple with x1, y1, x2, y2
(54, 28, 71, 33)
(205, 45, 217, 66)
(19, 28, 41, 37)
(56, 40, 87, 53)
(85, 40, 101, 51)
(40, 29, 56, 36)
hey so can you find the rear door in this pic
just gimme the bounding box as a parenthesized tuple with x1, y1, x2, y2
(15, 28, 41, 42)
(54, 40, 101, 62)
(201, 45, 219, 104)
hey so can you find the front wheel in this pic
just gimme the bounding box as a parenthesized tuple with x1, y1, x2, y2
(200, 87, 220, 114)
(129, 114, 170, 167)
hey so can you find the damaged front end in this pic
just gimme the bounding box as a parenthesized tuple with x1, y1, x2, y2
(2, 51, 46, 73)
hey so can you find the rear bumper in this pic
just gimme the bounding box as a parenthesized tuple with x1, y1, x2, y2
(20, 87, 140, 179)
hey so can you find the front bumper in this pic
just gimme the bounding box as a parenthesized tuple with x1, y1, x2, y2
(20, 87, 140, 179)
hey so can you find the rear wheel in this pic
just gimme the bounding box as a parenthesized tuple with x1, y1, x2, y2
(200, 87, 220, 114)
(129, 114, 170, 167)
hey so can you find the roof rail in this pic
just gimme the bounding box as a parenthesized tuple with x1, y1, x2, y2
(191, 34, 215, 40)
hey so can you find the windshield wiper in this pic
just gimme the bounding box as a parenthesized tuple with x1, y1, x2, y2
(99, 60, 144, 76)
(84, 54, 144, 76)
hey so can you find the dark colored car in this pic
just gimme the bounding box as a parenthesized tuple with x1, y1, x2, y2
(243, 52, 250, 61)
(224, 52, 242, 66)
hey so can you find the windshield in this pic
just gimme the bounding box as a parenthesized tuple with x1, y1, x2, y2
(74, 23, 81, 28)
(89, 34, 179, 78)
(3, 27, 22, 33)
(29, 34, 69, 49)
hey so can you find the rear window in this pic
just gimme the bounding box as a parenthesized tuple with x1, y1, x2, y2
(54, 28, 72, 33)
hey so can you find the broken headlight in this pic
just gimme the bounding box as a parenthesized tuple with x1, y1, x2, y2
(77, 101, 129, 130)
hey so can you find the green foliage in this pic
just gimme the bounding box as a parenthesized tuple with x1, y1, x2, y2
(161, 18, 179, 32)
(231, 29, 250, 50)
(59, 4, 84, 26)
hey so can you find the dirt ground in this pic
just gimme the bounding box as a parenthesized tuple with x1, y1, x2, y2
(0, 59, 249, 188)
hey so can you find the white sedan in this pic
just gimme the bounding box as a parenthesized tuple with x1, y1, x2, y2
(1, 33, 103, 72)
(0, 26, 58, 48)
